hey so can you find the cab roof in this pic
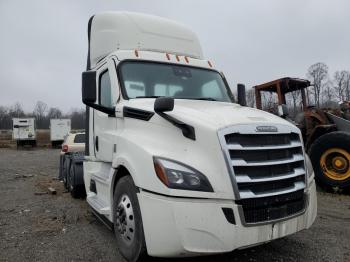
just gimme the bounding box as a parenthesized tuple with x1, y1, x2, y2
(87, 12, 203, 70)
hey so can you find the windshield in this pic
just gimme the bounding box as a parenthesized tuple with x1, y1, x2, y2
(119, 61, 234, 102)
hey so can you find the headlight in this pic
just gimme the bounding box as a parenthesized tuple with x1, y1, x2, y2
(153, 157, 213, 192)
(305, 154, 314, 181)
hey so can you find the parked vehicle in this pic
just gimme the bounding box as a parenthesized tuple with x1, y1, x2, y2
(254, 77, 350, 191)
(50, 119, 71, 147)
(12, 118, 36, 147)
(81, 12, 317, 261)
(59, 132, 85, 198)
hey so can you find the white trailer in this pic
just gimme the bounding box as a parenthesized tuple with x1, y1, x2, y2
(50, 119, 71, 147)
(12, 118, 36, 147)
(80, 12, 317, 261)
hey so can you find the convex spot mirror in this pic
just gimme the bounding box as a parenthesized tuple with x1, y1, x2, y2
(154, 97, 174, 113)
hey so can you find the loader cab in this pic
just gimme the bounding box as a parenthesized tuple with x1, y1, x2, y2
(253, 77, 311, 117)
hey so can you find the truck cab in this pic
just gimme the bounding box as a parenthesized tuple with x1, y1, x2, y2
(81, 12, 317, 261)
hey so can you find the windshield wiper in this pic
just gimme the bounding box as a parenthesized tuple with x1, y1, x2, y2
(135, 96, 216, 101)
(135, 96, 162, 98)
(193, 97, 217, 101)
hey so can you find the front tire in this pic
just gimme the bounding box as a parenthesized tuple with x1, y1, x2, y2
(113, 176, 146, 262)
(309, 131, 350, 191)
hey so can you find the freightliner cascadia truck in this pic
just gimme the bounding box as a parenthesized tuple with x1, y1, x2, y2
(81, 11, 317, 262)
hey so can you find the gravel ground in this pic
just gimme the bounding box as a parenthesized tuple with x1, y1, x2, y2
(0, 148, 349, 262)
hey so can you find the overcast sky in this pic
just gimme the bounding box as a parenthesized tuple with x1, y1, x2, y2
(1, 0, 349, 112)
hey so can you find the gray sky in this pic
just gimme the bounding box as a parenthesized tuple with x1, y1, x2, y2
(1, 0, 350, 112)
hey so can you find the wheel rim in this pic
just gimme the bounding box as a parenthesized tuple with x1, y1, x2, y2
(320, 148, 350, 181)
(116, 194, 135, 245)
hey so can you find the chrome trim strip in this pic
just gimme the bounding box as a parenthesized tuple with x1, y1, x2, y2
(236, 167, 305, 183)
(227, 141, 302, 150)
(239, 181, 306, 199)
(231, 154, 304, 167)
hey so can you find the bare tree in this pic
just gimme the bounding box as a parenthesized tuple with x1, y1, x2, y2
(246, 89, 256, 108)
(47, 107, 63, 119)
(307, 62, 328, 107)
(70, 108, 86, 130)
(333, 70, 349, 101)
(322, 80, 335, 107)
(343, 71, 350, 101)
(0, 106, 8, 129)
(33, 101, 48, 128)
(9, 102, 25, 118)
(286, 90, 301, 117)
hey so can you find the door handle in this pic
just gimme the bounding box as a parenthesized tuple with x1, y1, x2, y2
(95, 136, 99, 151)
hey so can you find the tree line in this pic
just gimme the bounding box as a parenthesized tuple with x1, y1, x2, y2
(0, 101, 85, 130)
(246, 62, 350, 117)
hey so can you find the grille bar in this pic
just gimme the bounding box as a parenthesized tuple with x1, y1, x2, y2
(239, 181, 305, 199)
(236, 167, 305, 183)
(227, 140, 302, 150)
(231, 154, 304, 167)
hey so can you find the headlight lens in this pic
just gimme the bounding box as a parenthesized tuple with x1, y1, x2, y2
(305, 154, 314, 180)
(153, 157, 213, 192)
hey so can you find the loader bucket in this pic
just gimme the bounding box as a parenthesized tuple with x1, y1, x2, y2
(326, 112, 350, 132)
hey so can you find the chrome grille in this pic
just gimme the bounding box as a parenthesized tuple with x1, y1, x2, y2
(218, 125, 307, 224)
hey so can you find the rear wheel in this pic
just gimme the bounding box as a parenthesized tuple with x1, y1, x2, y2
(69, 163, 83, 198)
(63, 156, 71, 190)
(113, 176, 146, 262)
(309, 131, 350, 191)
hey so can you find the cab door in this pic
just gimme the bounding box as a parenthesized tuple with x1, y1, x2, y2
(93, 59, 119, 162)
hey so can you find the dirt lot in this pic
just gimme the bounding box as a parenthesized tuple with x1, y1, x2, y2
(0, 149, 349, 262)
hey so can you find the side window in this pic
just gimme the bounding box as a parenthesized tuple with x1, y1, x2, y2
(99, 70, 113, 107)
(74, 134, 85, 143)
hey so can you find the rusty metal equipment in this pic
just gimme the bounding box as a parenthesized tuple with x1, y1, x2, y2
(254, 77, 350, 191)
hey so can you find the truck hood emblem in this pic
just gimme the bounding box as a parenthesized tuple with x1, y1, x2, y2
(256, 126, 278, 132)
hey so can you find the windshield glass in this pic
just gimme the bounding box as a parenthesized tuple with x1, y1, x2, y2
(119, 61, 233, 102)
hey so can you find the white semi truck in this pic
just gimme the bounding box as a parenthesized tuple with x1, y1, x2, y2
(12, 118, 36, 147)
(50, 119, 71, 147)
(81, 12, 317, 261)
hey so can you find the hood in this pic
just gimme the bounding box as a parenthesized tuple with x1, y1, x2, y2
(122, 98, 295, 130)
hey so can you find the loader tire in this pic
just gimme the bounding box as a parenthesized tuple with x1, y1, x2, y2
(113, 176, 147, 262)
(309, 131, 350, 191)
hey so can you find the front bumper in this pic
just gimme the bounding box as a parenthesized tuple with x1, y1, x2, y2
(138, 180, 317, 257)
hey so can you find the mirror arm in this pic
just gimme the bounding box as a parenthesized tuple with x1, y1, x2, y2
(156, 111, 196, 140)
(85, 102, 115, 117)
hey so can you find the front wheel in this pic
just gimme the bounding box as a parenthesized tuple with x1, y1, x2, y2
(309, 131, 350, 191)
(113, 176, 146, 262)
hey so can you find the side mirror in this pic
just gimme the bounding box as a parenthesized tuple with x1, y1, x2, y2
(237, 84, 247, 106)
(82, 71, 97, 104)
(278, 104, 289, 118)
(82, 70, 115, 116)
(154, 97, 174, 113)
